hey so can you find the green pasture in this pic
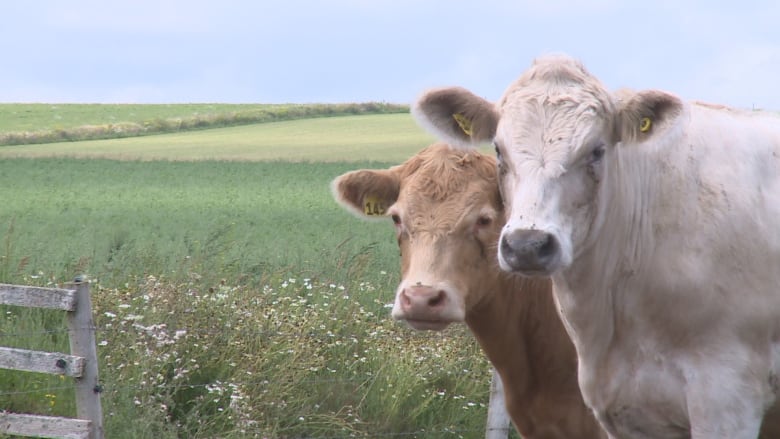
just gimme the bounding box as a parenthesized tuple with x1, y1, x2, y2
(0, 158, 400, 287)
(0, 114, 437, 162)
(0, 107, 508, 438)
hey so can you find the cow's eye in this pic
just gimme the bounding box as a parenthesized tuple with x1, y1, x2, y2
(495, 142, 508, 177)
(476, 216, 492, 227)
(493, 142, 502, 161)
(590, 144, 606, 163)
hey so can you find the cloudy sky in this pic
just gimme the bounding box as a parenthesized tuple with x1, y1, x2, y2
(2, 1, 780, 109)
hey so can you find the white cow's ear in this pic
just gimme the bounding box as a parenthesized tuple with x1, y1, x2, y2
(616, 89, 684, 144)
(331, 168, 400, 220)
(412, 87, 499, 149)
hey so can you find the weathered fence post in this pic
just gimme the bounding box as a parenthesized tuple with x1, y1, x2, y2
(0, 278, 103, 439)
(67, 279, 104, 439)
(485, 368, 511, 439)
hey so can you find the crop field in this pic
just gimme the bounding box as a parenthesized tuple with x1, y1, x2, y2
(0, 106, 509, 438)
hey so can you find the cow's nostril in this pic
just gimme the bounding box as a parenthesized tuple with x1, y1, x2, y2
(537, 233, 558, 259)
(500, 235, 512, 254)
(401, 291, 412, 308)
(428, 290, 446, 308)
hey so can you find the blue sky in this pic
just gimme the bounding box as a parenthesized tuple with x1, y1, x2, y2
(3, 0, 780, 109)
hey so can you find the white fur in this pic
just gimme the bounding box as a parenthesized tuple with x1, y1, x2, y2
(413, 55, 780, 439)
(515, 94, 780, 439)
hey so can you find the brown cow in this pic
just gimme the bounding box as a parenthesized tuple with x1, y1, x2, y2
(331, 143, 606, 439)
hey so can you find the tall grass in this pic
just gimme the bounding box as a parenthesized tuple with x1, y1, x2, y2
(0, 156, 503, 437)
(85, 273, 491, 438)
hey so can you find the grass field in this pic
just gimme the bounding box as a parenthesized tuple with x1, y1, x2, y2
(0, 102, 408, 146)
(0, 106, 510, 438)
(0, 114, 436, 162)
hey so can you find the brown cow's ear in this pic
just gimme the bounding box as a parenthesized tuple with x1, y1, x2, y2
(616, 89, 684, 144)
(412, 86, 499, 149)
(330, 168, 400, 220)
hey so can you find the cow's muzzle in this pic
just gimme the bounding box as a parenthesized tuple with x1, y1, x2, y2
(395, 284, 455, 330)
(499, 229, 560, 275)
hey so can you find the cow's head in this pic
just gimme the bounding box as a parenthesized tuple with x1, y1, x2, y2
(413, 55, 684, 277)
(331, 143, 503, 330)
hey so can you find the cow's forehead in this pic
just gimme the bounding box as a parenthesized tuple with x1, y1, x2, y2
(394, 147, 500, 231)
(495, 99, 606, 178)
(497, 56, 614, 137)
(401, 171, 498, 211)
(496, 73, 614, 169)
(396, 145, 498, 200)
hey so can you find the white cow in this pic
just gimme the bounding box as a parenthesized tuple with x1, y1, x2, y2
(412, 54, 780, 439)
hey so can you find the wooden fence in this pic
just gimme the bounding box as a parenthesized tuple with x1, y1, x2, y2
(0, 280, 103, 439)
(486, 369, 511, 439)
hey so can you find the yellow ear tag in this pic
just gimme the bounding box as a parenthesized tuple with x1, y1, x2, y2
(363, 195, 385, 216)
(452, 113, 473, 137)
(639, 117, 652, 133)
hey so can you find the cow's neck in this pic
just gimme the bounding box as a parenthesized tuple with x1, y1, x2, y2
(553, 142, 665, 391)
(465, 274, 578, 408)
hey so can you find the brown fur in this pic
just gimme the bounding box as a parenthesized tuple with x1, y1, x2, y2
(332, 143, 606, 438)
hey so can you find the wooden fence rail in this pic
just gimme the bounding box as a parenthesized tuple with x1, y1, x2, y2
(0, 280, 103, 439)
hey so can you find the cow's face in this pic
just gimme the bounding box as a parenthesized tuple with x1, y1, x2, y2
(494, 78, 615, 276)
(413, 56, 617, 277)
(332, 144, 503, 330)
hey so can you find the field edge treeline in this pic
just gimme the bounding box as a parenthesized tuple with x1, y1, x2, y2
(0, 102, 409, 146)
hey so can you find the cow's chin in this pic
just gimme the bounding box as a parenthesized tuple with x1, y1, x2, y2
(513, 267, 555, 278)
(498, 257, 559, 277)
(402, 319, 453, 331)
(498, 249, 568, 277)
